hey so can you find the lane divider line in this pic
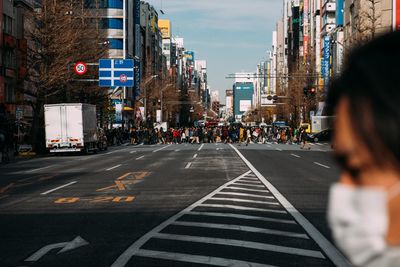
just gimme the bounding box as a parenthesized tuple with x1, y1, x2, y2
(41, 181, 77, 195)
(198, 144, 204, 151)
(130, 151, 137, 154)
(275, 148, 283, 151)
(291, 154, 301, 158)
(136, 156, 145, 160)
(106, 164, 122, 171)
(229, 144, 351, 267)
(185, 162, 192, 169)
(193, 154, 198, 159)
(153, 144, 172, 153)
(25, 166, 53, 173)
(313, 162, 331, 169)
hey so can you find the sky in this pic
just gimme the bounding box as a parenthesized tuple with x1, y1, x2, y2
(146, 0, 283, 103)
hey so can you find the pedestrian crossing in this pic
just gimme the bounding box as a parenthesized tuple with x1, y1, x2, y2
(112, 171, 339, 267)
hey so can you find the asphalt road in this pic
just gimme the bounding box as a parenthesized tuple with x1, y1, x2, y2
(0, 142, 350, 267)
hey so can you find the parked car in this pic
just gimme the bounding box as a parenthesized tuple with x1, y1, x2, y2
(307, 129, 333, 142)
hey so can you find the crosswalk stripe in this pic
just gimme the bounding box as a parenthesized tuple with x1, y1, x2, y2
(224, 186, 270, 193)
(186, 211, 296, 224)
(135, 249, 276, 267)
(154, 233, 325, 258)
(209, 197, 280, 206)
(237, 179, 263, 184)
(213, 191, 275, 199)
(240, 177, 259, 181)
(172, 221, 309, 239)
(233, 182, 266, 188)
(198, 203, 287, 214)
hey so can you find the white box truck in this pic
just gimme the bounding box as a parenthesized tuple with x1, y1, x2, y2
(311, 116, 335, 133)
(44, 103, 98, 153)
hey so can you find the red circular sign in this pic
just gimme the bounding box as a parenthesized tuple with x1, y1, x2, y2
(120, 74, 127, 83)
(74, 62, 87, 75)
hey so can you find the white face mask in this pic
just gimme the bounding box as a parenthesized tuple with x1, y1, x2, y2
(327, 182, 400, 266)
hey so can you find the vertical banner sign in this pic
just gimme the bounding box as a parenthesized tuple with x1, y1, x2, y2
(323, 36, 331, 90)
(396, 0, 400, 30)
(303, 0, 309, 60)
(134, 0, 141, 98)
(115, 101, 123, 124)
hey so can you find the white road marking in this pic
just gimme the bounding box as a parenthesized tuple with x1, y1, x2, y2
(134, 250, 274, 267)
(225, 186, 270, 193)
(233, 182, 266, 188)
(105, 152, 113, 155)
(154, 233, 324, 258)
(237, 179, 262, 184)
(214, 191, 274, 199)
(172, 221, 308, 239)
(40, 181, 77, 195)
(106, 164, 122, 171)
(316, 143, 323, 146)
(291, 153, 301, 158)
(25, 236, 88, 262)
(25, 166, 53, 173)
(209, 197, 280, 206)
(198, 144, 204, 151)
(175, 149, 181, 152)
(229, 144, 351, 267)
(275, 148, 283, 151)
(198, 203, 286, 214)
(112, 171, 263, 267)
(185, 162, 192, 169)
(192, 154, 198, 159)
(186, 211, 296, 224)
(136, 156, 145, 160)
(129, 151, 137, 154)
(153, 144, 171, 153)
(313, 162, 331, 169)
(239, 177, 259, 181)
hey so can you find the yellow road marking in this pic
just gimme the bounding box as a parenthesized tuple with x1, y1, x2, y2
(117, 172, 133, 181)
(115, 181, 126, 191)
(96, 171, 149, 192)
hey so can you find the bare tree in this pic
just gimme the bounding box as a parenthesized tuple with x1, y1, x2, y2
(25, 0, 107, 151)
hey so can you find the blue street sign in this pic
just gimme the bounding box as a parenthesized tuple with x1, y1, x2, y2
(99, 59, 134, 87)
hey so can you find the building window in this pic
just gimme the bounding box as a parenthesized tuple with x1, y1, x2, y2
(3, 15, 13, 35)
(4, 50, 16, 69)
(5, 83, 15, 103)
(99, 18, 123, 29)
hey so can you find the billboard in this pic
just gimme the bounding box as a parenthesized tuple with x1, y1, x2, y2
(158, 19, 171, 39)
(239, 100, 252, 112)
(184, 51, 195, 62)
(233, 82, 254, 117)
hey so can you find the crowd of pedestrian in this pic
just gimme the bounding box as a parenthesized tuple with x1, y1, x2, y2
(107, 125, 313, 149)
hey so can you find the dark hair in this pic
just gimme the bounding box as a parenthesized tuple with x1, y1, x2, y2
(327, 31, 400, 167)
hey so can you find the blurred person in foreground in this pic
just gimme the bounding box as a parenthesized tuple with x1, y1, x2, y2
(327, 31, 400, 267)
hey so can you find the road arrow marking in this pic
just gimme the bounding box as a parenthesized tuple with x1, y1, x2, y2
(25, 236, 88, 262)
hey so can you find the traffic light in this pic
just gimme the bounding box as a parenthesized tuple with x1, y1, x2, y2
(309, 88, 316, 98)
